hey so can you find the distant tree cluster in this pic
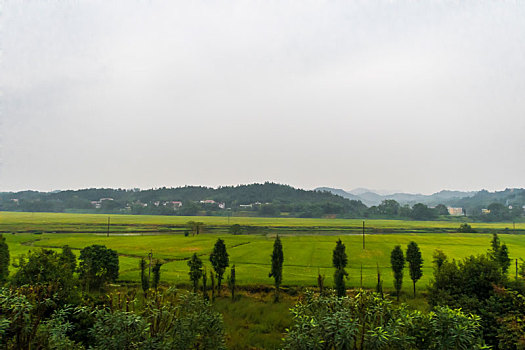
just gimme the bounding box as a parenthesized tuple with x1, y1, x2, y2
(3, 185, 525, 221)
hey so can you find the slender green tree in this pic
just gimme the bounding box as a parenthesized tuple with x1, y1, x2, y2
(59, 245, 76, 272)
(390, 245, 405, 301)
(209, 238, 229, 294)
(151, 260, 162, 291)
(490, 233, 511, 274)
(432, 249, 447, 271)
(269, 235, 284, 301)
(0, 234, 9, 284)
(140, 258, 149, 294)
(497, 243, 511, 274)
(228, 265, 236, 301)
(210, 272, 216, 302)
(202, 268, 209, 301)
(188, 253, 203, 293)
(490, 233, 501, 255)
(406, 241, 423, 297)
(317, 269, 325, 295)
(332, 239, 348, 297)
(376, 263, 383, 298)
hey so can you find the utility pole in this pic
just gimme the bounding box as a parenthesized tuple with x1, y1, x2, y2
(107, 217, 110, 237)
(517, 259, 519, 281)
(362, 221, 365, 249)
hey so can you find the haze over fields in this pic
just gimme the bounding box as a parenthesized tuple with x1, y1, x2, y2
(1, 1, 524, 193)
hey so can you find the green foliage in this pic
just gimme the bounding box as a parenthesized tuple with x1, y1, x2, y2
(140, 258, 149, 294)
(228, 265, 236, 301)
(229, 224, 243, 235)
(428, 253, 508, 348)
(332, 239, 348, 297)
(317, 270, 325, 295)
(410, 203, 436, 220)
(11, 249, 78, 304)
(490, 286, 525, 349)
(282, 290, 487, 350)
(0, 287, 35, 349)
(390, 245, 405, 300)
(59, 245, 76, 272)
(0, 287, 226, 350)
(434, 204, 449, 216)
(458, 223, 476, 233)
(187, 221, 204, 236)
(421, 306, 487, 350)
(429, 254, 506, 305)
(497, 243, 511, 274)
(142, 292, 226, 349)
(35, 307, 84, 350)
(151, 260, 162, 291)
(490, 233, 511, 274)
(202, 268, 209, 301)
(0, 235, 9, 284)
(209, 238, 229, 292)
(269, 235, 284, 299)
(332, 239, 348, 270)
(376, 264, 383, 298)
(406, 242, 423, 297)
(491, 232, 501, 253)
(187, 253, 203, 293)
(78, 245, 119, 291)
(432, 249, 447, 271)
(89, 309, 148, 350)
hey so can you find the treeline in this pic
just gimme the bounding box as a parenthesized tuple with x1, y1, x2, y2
(1, 183, 524, 221)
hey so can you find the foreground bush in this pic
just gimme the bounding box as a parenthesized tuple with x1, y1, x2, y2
(282, 290, 487, 350)
(0, 288, 225, 349)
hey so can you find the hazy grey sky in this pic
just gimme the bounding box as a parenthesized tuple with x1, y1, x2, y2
(1, 1, 524, 194)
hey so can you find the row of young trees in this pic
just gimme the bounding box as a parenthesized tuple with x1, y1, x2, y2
(186, 236, 285, 302)
(182, 235, 425, 302)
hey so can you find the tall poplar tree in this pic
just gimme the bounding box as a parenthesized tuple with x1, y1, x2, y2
(406, 241, 423, 297)
(210, 238, 229, 293)
(188, 253, 203, 293)
(0, 234, 9, 284)
(140, 257, 149, 294)
(390, 245, 405, 301)
(228, 264, 236, 301)
(269, 235, 284, 301)
(332, 239, 348, 297)
(151, 260, 162, 292)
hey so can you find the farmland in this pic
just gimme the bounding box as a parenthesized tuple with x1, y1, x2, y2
(2, 211, 524, 293)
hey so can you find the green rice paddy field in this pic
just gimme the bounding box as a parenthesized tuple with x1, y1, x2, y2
(2, 211, 525, 293)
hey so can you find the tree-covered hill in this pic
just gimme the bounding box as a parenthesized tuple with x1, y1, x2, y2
(0, 182, 367, 218)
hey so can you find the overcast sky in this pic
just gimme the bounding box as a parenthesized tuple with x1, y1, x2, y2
(1, 1, 524, 194)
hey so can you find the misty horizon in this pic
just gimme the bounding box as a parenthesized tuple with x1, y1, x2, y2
(0, 181, 518, 197)
(2, 2, 524, 194)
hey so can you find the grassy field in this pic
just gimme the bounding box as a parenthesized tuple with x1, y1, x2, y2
(2, 212, 524, 294)
(1, 211, 525, 238)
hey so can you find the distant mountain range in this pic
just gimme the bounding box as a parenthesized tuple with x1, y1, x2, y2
(315, 187, 477, 207)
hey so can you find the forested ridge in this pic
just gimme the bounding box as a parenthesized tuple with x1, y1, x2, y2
(1, 183, 524, 221)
